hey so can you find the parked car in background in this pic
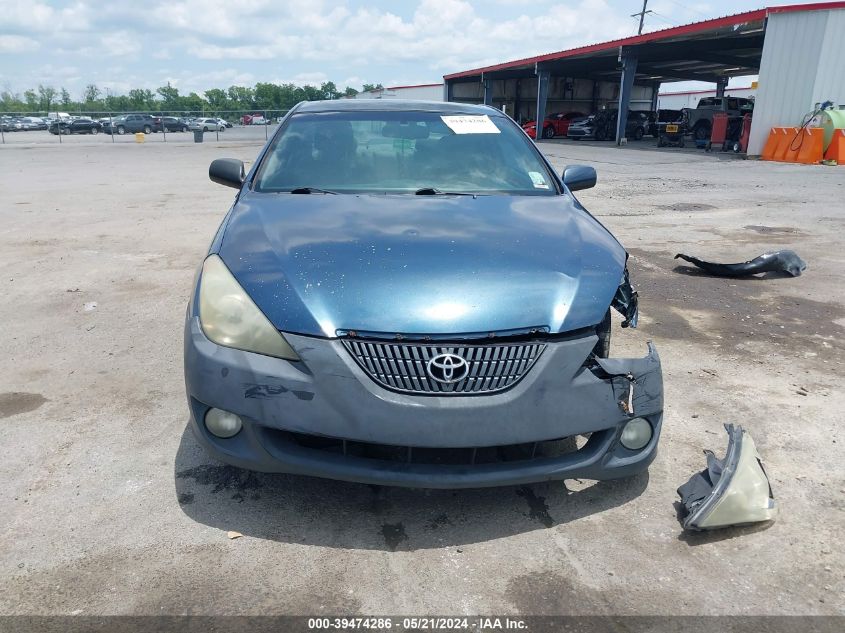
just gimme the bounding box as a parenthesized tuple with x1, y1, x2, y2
(646, 109, 685, 137)
(49, 117, 103, 135)
(189, 118, 225, 132)
(684, 96, 754, 141)
(522, 111, 586, 139)
(158, 116, 189, 132)
(625, 111, 650, 141)
(216, 118, 232, 128)
(241, 113, 267, 125)
(566, 115, 596, 139)
(20, 117, 48, 130)
(4, 117, 27, 131)
(101, 114, 156, 135)
(592, 110, 649, 141)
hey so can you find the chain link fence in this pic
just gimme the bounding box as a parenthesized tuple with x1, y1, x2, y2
(0, 110, 289, 145)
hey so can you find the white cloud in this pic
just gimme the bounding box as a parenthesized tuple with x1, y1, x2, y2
(149, 0, 260, 39)
(1, 1, 93, 33)
(180, 69, 256, 92)
(263, 72, 330, 87)
(0, 35, 40, 53)
(101, 31, 141, 57)
(0, 0, 799, 96)
(188, 43, 277, 60)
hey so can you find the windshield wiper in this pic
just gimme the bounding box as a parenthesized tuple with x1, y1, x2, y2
(288, 187, 338, 194)
(414, 187, 477, 197)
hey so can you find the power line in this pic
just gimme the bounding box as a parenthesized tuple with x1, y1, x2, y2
(662, 0, 709, 18)
(631, 11, 679, 31)
(650, 11, 679, 26)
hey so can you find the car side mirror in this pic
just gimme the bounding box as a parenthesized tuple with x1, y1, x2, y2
(562, 164, 597, 192)
(209, 158, 245, 189)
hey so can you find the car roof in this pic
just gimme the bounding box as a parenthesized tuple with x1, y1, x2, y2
(293, 99, 502, 115)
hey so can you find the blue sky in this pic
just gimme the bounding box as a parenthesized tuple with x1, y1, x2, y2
(0, 0, 834, 98)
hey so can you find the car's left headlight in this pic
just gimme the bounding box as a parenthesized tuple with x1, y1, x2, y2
(198, 254, 300, 360)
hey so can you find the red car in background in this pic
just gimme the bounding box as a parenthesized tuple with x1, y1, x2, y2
(241, 113, 268, 125)
(522, 111, 586, 139)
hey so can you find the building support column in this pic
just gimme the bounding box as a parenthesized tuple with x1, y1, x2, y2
(616, 48, 638, 145)
(444, 81, 453, 102)
(482, 75, 493, 106)
(715, 77, 728, 98)
(651, 82, 660, 111)
(535, 66, 550, 141)
(514, 80, 521, 122)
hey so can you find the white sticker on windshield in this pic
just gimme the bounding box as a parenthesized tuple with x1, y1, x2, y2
(529, 171, 549, 189)
(441, 115, 501, 134)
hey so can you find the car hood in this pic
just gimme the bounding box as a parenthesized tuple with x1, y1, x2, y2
(217, 192, 626, 337)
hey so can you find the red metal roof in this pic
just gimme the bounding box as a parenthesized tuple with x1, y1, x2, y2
(443, 2, 845, 80)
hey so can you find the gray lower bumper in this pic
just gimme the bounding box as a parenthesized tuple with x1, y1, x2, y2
(183, 318, 663, 488)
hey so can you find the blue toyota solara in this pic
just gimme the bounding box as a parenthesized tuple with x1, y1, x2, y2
(184, 100, 663, 488)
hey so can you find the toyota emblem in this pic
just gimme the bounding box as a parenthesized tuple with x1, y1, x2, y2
(427, 353, 469, 384)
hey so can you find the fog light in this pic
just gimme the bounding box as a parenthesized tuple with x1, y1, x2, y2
(620, 417, 652, 450)
(205, 408, 243, 438)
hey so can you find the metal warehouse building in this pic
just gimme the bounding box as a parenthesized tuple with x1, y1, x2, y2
(352, 83, 444, 101)
(442, 2, 845, 155)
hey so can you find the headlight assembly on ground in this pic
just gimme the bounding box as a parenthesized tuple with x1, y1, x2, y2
(199, 254, 299, 360)
(677, 423, 776, 531)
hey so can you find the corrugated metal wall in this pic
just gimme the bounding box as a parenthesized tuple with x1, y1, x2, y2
(813, 10, 845, 108)
(748, 9, 845, 155)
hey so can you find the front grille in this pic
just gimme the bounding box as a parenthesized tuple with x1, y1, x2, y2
(342, 340, 546, 395)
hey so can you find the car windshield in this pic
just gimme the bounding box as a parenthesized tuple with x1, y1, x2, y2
(254, 110, 557, 195)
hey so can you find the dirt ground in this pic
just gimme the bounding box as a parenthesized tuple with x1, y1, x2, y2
(0, 137, 843, 617)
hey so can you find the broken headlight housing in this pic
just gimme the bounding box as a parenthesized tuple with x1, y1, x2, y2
(611, 265, 638, 328)
(678, 424, 776, 531)
(592, 264, 638, 358)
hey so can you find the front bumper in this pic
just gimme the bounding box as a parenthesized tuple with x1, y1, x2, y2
(184, 318, 663, 488)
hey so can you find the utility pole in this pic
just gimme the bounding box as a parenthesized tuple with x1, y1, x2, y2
(632, 0, 653, 35)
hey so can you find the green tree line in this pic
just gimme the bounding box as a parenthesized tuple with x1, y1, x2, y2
(0, 81, 384, 114)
